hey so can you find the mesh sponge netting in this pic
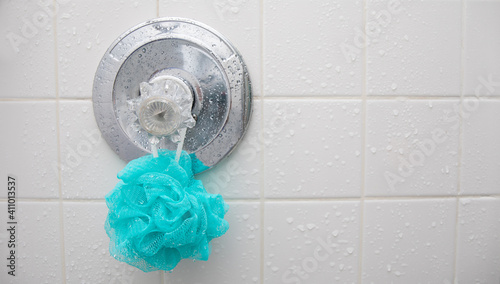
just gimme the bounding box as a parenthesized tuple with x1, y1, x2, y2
(104, 150, 229, 272)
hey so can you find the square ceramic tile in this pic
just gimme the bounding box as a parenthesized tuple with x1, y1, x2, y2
(366, 0, 462, 96)
(0, 201, 62, 283)
(0, 102, 59, 198)
(264, 100, 362, 198)
(456, 197, 500, 284)
(197, 100, 262, 199)
(159, 0, 262, 96)
(59, 101, 126, 199)
(464, 0, 500, 96)
(63, 202, 162, 283)
(461, 99, 500, 195)
(166, 202, 261, 284)
(362, 199, 456, 284)
(0, 0, 56, 98)
(57, 0, 156, 98)
(264, 0, 363, 96)
(365, 99, 460, 196)
(264, 201, 360, 284)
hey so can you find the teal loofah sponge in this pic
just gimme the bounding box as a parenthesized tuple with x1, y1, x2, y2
(104, 150, 229, 272)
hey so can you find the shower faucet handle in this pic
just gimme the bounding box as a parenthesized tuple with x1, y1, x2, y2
(137, 76, 196, 139)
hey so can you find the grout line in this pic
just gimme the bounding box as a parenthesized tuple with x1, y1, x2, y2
(260, 0, 265, 100)
(0, 98, 57, 101)
(0, 97, 92, 101)
(358, 1, 368, 282)
(59, 97, 92, 101)
(263, 96, 363, 100)
(453, 0, 467, 282)
(258, 95, 498, 101)
(3, 96, 500, 102)
(0, 198, 68, 202)
(261, 95, 486, 99)
(53, 0, 67, 282)
(259, 1, 265, 283)
(362, 194, 500, 200)
(225, 199, 261, 204)
(3, 194, 500, 203)
(58, 198, 107, 203)
(263, 195, 500, 201)
(457, 0, 467, 198)
(4, 194, 500, 203)
(354, 94, 471, 98)
(453, 197, 462, 284)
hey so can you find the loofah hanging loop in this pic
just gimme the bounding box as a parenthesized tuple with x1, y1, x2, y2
(104, 150, 229, 272)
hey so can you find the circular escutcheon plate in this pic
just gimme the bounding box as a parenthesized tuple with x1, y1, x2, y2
(92, 18, 252, 174)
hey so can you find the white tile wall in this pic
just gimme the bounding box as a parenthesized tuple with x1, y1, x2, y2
(264, 201, 360, 284)
(0, 102, 59, 198)
(263, 99, 363, 198)
(464, 0, 500, 96)
(365, 99, 460, 196)
(0, 0, 499, 283)
(264, 0, 363, 96)
(366, 0, 462, 96)
(456, 197, 500, 284)
(0, 202, 62, 284)
(362, 199, 456, 283)
(461, 99, 500, 195)
(0, 0, 56, 99)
